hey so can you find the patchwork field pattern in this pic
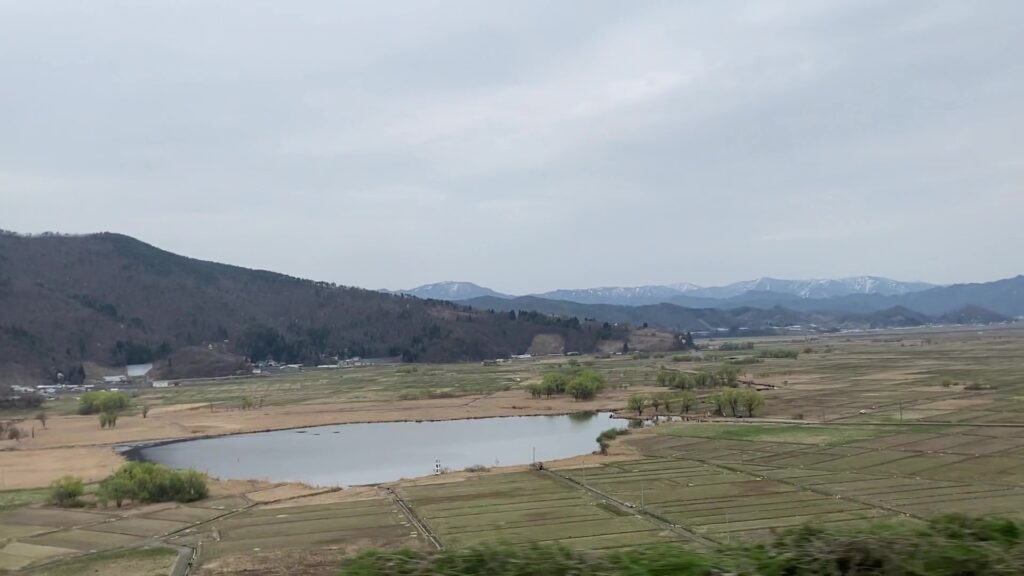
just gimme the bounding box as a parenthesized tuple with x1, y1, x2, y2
(551, 422, 1024, 543)
(0, 495, 245, 571)
(197, 497, 423, 561)
(396, 472, 678, 550)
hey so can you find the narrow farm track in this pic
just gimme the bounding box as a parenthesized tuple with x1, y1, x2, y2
(387, 487, 443, 550)
(538, 468, 717, 548)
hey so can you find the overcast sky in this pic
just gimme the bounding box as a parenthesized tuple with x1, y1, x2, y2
(2, 1, 1022, 294)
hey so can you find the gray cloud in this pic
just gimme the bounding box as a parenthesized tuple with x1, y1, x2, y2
(2, 0, 1021, 293)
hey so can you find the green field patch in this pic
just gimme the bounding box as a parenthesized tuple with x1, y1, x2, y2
(21, 546, 178, 576)
(795, 472, 877, 486)
(87, 517, 191, 537)
(918, 455, 1023, 482)
(21, 529, 140, 552)
(439, 507, 613, 534)
(411, 492, 576, 515)
(893, 434, 988, 452)
(657, 423, 899, 446)
(419, 498, 587, 520)
(809, 451, 919, 472)
(445, 516, 655, 547)
(880, 485, 1015, 505)
(0, 508, 113, 529)
(812, 476, 938, 495)
(545, 530, 673, 550)
(204, 524, 418, 559)
(754, 451, 851, 468)
(192, 496, 249, 510)
(239, 499, 397, 521)
(0, 487, 52, 511)
(943, 436, 1024, 455)
(901, 492, 1024, 518)
(219, 511, 403, 540)
(701, 509, 882, 534)
(859, 453, 969, 475)
(0, 523, 51, 540)
(145, 505, 228, 523)
(756, 468, 835, 481)
(681, 499, 862, 526)
(654, 491, 827, 515)
(0, 542, 77, 571)
(849, 432, 942, 449)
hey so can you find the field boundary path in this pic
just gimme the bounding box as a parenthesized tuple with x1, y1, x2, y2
(169, 543, 197, 576)
(387, 487, 443, 550)
(539, 469, 716, 547)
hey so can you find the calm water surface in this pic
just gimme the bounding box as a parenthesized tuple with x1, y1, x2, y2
(131, 412, 627, 486)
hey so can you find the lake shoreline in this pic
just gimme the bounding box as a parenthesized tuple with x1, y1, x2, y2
(130, 412, 630, 487)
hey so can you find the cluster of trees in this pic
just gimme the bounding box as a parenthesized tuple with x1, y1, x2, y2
(49, 462, 208, 508)
(340, 514, 1024, 576)
(709, 388, 765, 417)
(718, 341, 755, 351)
(77, 391, 130, 414)
(112, 339, 170, 365)
(77, 390, 130, 429)
(95, 462, 208, 507)
(627, 391, 698, 417)
(53, 364, 87, 385)
(527, 368, 607, 401)
(239, 324, 336, 365)
(758, 348, 800, 359)
(655, 365, 741, 389)
(628, 388, 764, 418)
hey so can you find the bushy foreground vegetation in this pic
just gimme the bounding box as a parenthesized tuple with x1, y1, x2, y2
(595, 427, 629, 455)
(97, 462, 207, 507)
(49, 462, 207, 508)
(342, 515, 1024, 576)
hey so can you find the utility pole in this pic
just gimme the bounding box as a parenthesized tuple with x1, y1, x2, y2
(898, 400, 903, 423)
(532, 446, 536, 465)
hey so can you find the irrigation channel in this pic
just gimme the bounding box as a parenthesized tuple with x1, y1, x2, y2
(127, 412, 629, 486)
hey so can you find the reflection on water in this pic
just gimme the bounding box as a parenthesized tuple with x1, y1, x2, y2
(130, 412, 628, 487)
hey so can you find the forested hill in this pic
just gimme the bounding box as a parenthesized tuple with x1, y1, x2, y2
(0, 232, 618, 380)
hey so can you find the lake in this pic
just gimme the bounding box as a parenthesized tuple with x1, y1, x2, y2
(127, 412, 628, 486)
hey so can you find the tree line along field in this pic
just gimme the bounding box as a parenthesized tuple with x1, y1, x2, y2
(18, 323, 1015, 422)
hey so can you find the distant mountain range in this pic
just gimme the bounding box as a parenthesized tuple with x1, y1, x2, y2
(397, 275, 1024, 322)
(397, 276, 937, 306)
(462, 295, 1011, 335)
(2, 232, 1015, 382)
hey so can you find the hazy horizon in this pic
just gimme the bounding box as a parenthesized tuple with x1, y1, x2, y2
(3, 2, 1022, 294)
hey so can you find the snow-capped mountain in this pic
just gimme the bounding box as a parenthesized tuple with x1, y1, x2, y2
(687, 276, 934, 299)
(667, 282, 703, 292)
(395, 281, 510, 301)
(536, 285, 689, 306)
(392, 277, 935, 306)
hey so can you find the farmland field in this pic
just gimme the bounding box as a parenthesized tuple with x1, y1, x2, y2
(1, 325, 1023, 573)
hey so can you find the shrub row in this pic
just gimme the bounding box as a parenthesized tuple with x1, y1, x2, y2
(342, 514, 1024, 576)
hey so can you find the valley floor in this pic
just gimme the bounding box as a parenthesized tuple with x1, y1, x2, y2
(2, 325, 1023, 574)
